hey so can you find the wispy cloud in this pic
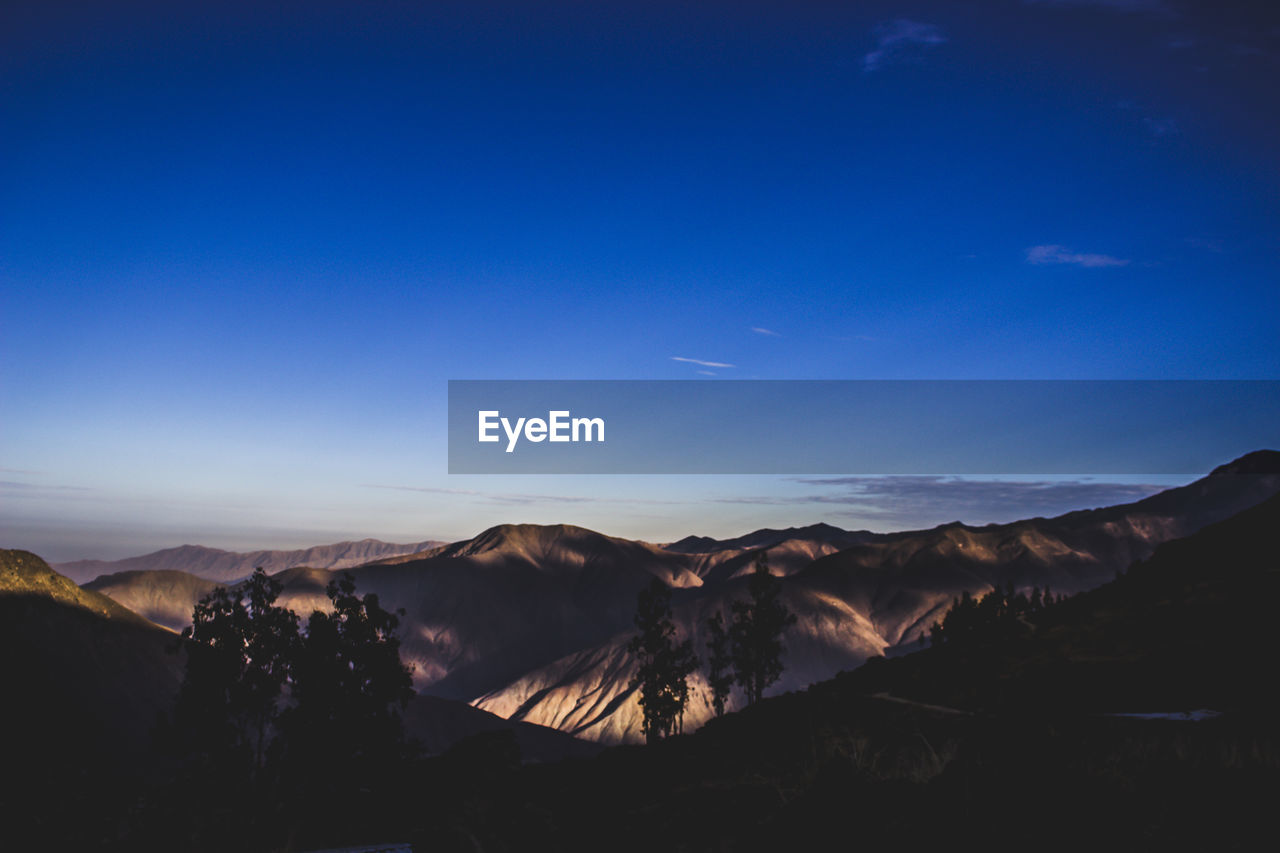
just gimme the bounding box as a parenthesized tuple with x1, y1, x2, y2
(363, 484, 680, 507)
(863, 19, 946, 72)
(717, 476, 1166, 529)
(1143, 117, 1179, 137)
(1117, 100, 1181, 140)
(482, 493, 595, 505)
(751, 327, 781, 337)
(1026, 244, 1130, 268)
(0, 480, 92, 492)
(1023, 0, 1174, 14)
(362, 484, 481, 496)
(672, 356, 736, 369)
(1185, 236, 1225, 253)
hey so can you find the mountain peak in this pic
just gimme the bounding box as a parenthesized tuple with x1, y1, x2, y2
(1209, 449, 1280, 476)
(454, 523, 604, 557)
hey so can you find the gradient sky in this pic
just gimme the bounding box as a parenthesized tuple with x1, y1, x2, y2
(3, 0, 1278, 560)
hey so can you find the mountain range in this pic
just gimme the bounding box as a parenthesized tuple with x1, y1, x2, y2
(67, 449, 1280, 745)
(9, 452, 1279, 849)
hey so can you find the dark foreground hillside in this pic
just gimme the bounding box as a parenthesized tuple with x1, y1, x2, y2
(0, 550, 186, 848)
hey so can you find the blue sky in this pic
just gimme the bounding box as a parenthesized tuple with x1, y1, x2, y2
(3, 1, 1277, 560)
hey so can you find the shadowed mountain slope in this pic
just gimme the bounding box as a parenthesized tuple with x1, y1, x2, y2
(323, 524, 704, 701)
(84, 569, 222, 632)
(1, 550, 186, 842)
(0, 550, 183, 749)
(403, 694, 602, 762)
(848, 489, 1280, 716)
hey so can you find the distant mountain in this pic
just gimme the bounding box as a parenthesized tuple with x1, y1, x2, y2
(289, 524, 705, 702)
(54, 537, 447, 584)
(83, 569, 222, 632)
(663, 522, 864, 554)
(75, 451, 1280, 747)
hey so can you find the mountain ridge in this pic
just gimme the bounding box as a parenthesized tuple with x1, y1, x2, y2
(54, 537, 448, 584)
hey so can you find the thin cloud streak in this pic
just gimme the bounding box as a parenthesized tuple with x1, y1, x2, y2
(863, 19, 946, 72)
(362, 484, 481, 496)
(751, 327, 781, 337)
(0, 480, 93, 492)
(717, 477, 1166, 529)
(482, 493, 683, 506)
(1024, 0, 1174, 14)
(1026, 244, 1130, 268)
(363, 484, 683, 507)
(672, 356, 736, 368)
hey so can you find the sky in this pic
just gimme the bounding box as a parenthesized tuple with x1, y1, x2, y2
(3, 0, 1278, 561)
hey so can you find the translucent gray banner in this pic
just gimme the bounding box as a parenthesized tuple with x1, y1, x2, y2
(447, 380, 1280, 474)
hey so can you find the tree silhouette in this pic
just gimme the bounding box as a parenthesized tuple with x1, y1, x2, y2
(169, 568, 301, 847)
(928, 581, 1065, 647)
(705, 610, 734, 717)
(175, 567, 299, 777)
(287, 572, 415, 769)
(627, 578, 699, 743)
(173, 569, 417, 837)
(729, 552, 796, 706)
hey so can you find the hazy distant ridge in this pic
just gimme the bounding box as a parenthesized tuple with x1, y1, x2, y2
(55, 538, 446, 584)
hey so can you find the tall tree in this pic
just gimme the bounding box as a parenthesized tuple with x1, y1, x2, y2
(705, 610, 734, 717)
(287, 572, 415, 768)
(627, 578, 699, 744)
(175, 567, 299, 776)
(729, 552, 796, 706)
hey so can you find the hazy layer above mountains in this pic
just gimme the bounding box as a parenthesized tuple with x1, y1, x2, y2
(55, 538, 447, 585)
(74, 450, 1280, 745)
